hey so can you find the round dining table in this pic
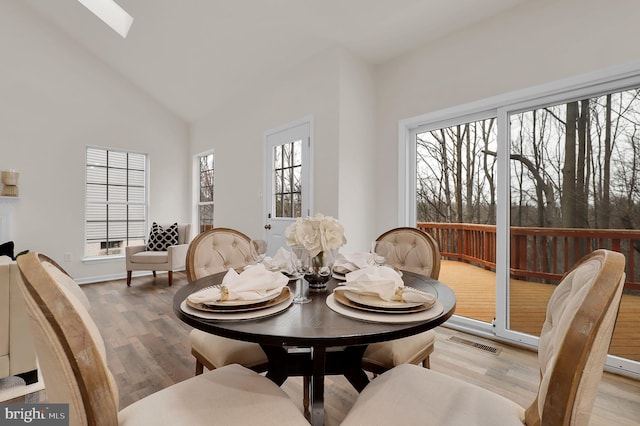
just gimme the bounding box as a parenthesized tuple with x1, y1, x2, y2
(173, 270, 456, 426)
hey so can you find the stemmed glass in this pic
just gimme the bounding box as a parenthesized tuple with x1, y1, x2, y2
(290, 246, 311, 304)
(250, 239, 268, 264)
(371, 241, 392, 267)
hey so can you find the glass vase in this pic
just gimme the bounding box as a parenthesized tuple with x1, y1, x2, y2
(304, 250, 335, 290)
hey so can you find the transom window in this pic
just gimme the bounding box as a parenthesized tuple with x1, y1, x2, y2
(85, 147, 147, 257)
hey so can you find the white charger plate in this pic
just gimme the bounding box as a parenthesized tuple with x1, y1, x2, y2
(181, 289, 293, 321)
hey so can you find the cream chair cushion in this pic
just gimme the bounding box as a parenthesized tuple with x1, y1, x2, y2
(361, 331, 436, 370)
(342, 364, 525, 426)
(119, 364, 305, 425)
(189, 331, 267, 368)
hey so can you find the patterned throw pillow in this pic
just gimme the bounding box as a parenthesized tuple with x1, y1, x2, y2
(146, 223, 179, 251)
(0, 241, 14, 259)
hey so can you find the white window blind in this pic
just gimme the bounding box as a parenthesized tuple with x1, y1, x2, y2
(85, 147, 147, 257)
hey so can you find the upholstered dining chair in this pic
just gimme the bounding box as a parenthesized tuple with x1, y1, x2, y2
(126, 222, 191, 287)
(185, 228, 312, 414)
(16, 252, 308, 426)
(184, 227, 269, 375)
(342, 249, 626, 425)
(361, 227, 442, 375)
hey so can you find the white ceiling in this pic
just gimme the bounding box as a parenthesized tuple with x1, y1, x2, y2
(23, 0, 527, 123)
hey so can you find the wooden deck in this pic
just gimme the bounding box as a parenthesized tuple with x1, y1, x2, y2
(438, 260, 640, 361)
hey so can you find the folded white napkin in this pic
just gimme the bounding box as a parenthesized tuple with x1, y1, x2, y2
(187, 264, 289, 304)
(334, 252, 373, 274)
(261, 247, 296, 274)
(336, 266, 435, 304)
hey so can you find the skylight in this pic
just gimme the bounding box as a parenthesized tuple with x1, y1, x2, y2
(77, 0, 133, 38)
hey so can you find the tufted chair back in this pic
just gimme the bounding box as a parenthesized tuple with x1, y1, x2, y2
(376, 227, 441, 279)
(526, 249, 626, 425)
(185, 228, 253, 282)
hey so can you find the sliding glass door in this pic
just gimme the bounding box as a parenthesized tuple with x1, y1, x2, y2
(402, 68, 640, 376)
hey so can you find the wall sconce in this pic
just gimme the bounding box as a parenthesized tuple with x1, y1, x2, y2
(1, 170, 19, 196)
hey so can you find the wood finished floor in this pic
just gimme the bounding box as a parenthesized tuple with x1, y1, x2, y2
(5, 271, 640, 425)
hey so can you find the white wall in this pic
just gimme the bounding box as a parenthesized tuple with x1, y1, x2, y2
(190, 48, 343, 241)
(337, 51, 377, 252)
(0, 1, 190, 281)
(191, 47, 379, 252)
(374, 0, 640, 232)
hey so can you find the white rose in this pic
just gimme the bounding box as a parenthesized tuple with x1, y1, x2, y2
(285, 220, 300, 246)
(319, 217, 346, 251)
(298, 219, 323, 256)
(285, 214, 346, 258)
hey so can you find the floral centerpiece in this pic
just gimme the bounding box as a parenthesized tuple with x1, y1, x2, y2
(285, 214, 346, 288)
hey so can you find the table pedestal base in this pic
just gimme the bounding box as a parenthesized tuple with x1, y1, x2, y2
(260, 344, 369, 426)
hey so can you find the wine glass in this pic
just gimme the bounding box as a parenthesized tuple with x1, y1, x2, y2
(371, 241, 392, 267)
(250, 239, 268, 264)
(290, 246, 311, 304)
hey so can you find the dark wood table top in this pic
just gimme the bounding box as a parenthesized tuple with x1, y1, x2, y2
(173, 270, 457, 349)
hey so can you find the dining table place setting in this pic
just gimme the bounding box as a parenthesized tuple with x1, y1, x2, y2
(259, 246, 301, 279)
(332, 251, 374, 279)
(181, 263, 293, 321)
(327, 265, 444, 323)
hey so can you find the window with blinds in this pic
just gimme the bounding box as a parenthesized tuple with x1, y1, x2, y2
(85, 147, 147, 257)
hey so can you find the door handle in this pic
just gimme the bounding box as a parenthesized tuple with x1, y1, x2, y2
(264, 224, 272, 230)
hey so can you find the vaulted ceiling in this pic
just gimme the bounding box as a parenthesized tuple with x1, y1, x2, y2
(23, 0, 527, 123)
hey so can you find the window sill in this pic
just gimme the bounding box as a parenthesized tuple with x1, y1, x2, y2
(82, 255, 125, 263)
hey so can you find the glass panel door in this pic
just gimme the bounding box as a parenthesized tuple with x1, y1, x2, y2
(264, 119, 311, 254)
(508, 90, 640, 363)
(415, 117, 498, 325)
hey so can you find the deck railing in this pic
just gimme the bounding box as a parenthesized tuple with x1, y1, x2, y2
(417, 222, 640, 291)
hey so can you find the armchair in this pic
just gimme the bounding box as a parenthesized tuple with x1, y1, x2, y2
(126, 223, 191, 287)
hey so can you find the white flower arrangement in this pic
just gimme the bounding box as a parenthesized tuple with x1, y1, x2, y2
(284, 213, 346, 258)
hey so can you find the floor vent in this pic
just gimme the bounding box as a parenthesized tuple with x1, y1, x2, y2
(448, 336, 502, 355)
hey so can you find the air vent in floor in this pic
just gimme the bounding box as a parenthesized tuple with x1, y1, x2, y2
(447, 336, 502, 355)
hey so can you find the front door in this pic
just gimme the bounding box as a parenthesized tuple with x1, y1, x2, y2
(263, 118, 312, 255)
